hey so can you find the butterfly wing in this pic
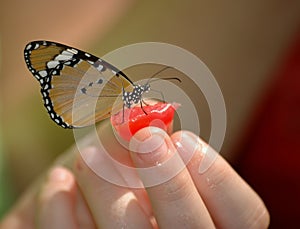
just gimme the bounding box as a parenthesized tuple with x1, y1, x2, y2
(24, 41, 133, 128)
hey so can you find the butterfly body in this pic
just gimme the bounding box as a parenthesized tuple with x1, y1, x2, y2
(24, 41, 149, 128)
(122, 84, 150, 108)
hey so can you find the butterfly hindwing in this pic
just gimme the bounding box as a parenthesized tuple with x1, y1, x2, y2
(24, 41, 132, 128)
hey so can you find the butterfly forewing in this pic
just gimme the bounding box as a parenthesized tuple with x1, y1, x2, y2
(25, 44, 65, 77)
(24, 41, 132, 128)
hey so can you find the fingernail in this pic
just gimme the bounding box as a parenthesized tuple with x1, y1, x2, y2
(48, 167, 71, 183)
(130, 128, 170, 167)
(173, 131, 218, 174)
(174, 132, 202, 163)
(198, 144, 218, 174)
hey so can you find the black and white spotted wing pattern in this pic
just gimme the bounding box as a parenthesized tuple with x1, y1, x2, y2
(24, 40, 140, 128)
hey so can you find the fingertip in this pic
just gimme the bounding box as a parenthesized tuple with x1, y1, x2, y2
(38, 167, 77, 229)
(42, 167, 76, 197)
(48, 166, 75, 185)
(131, 126, 168, 145)
(40, 166, 76, 207)
(171, 131, 218, 174)
(129, 127, 172, 167)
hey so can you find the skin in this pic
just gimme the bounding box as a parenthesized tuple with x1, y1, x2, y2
(0, 120, 270, 228)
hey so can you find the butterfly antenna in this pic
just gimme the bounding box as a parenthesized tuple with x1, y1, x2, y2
(149, 77, 181, 83)
(146, 66, 181, 85)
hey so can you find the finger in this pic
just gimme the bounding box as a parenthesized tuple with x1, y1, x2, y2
(101, 121, 154, 219)
(37, 167, 78, 229)
(171, 131, 270, 229)
(0, 167, 94, 229)
(73, 146, 154, 229)
(129, 127, 215, 228)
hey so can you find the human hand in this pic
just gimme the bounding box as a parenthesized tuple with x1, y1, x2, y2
(0, 121, 269, 228)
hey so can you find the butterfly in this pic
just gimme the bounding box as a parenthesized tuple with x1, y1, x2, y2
(24, 41, 156, 128)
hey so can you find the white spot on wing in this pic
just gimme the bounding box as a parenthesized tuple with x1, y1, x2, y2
(39, 70, 47, 78)
(34, 43, 40, 49)
(61, 50, 73, 56)
(55, 54, 73, 61)
(26, 44, 32, 50)
(47, 60, 60, 69)
(54, 54, 73, 60)
(67, 48, 78, 54)
(96, 65, 104, 71)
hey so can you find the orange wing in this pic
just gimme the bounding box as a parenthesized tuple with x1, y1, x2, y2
(24, 41, 132, 128)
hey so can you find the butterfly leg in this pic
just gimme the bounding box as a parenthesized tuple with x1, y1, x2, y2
(140, 100, 147, 115)
(141, 99, 150, 106)
(122, 103, 125, 123)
